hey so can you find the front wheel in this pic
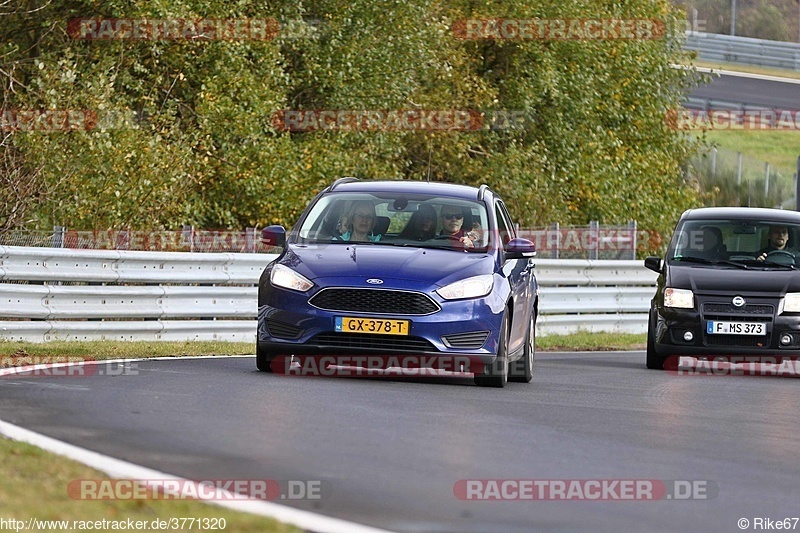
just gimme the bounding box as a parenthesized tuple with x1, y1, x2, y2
(509, 313, 535, 383)
(645, 319, 666, 370)
(474, 312, 509, 388)
(256, 344, 276, 372)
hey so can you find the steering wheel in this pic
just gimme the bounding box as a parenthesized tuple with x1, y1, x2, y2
(765, 250, 796, 265)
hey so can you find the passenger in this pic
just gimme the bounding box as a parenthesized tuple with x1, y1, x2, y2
(688, 226, 724, 259)
(398, 205, 437, 241)
(336, 201, 381, 242)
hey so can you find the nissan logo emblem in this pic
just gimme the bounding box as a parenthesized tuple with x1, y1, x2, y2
(366, 279, 384, 285)
(732, 296, 746, 307)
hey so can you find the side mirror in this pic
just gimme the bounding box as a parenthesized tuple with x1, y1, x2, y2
(261, 225, 286, 247)
(644, 256, 662, 273)
(505, 238, 537, 260)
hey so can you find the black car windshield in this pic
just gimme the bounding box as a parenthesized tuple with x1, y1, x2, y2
(294, 192, 491, 251)
(668, 219, 800, 267)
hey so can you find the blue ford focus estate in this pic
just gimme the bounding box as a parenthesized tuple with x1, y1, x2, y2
(257, 178, 538, 387)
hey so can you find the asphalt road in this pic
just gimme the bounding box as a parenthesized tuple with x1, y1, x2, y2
(1, 352, 798, 533)
(689, 71, 800, 108)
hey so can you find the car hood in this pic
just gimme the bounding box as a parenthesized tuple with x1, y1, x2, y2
(282, 244, 495, 288)
(667, 263, 800, 295)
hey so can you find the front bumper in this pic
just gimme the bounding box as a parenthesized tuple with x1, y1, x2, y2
(652, 294, 800, 357)
(257, 285, 506, 367)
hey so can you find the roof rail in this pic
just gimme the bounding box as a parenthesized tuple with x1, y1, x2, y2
(330, 177, 359, 191)
(477, 184, 490, 201)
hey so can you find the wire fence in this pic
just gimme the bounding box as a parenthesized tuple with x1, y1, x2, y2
(0, 227, 279, 253)
(688, 146, 797, 209)
(0, 223, 663, 259)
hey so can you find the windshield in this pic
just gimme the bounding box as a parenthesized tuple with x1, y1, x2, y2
(294, 192, 491, 251)
(668, 218, 800, 268)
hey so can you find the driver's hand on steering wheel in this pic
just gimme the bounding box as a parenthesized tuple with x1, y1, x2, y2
(757, 252, 767, 261)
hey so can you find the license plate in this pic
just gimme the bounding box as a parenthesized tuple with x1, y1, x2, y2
(706, 321, 765, 335)
(335, 317, 410, 336)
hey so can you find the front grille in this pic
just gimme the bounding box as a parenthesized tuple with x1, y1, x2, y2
(309, 288, 439, 315)
(311, 332, 436, 352)
(706, 335, 768, 347)
(442, 331, 490, 349)
(266, 319, 303, 340)
(703, 303, 774, 315)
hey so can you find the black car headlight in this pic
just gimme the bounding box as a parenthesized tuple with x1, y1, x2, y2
(664, 288, 694, 309)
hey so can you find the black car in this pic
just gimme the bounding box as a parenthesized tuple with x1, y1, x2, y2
(645, 207, 800, 369)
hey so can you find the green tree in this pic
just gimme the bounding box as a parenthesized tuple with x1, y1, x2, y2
(1, 0, 703, 250)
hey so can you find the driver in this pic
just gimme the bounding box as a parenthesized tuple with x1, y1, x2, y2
(757, 225, 796, 262)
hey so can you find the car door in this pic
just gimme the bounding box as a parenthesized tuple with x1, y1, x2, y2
(495, 201, 534, 353)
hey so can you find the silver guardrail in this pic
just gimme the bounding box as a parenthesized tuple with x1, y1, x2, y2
(0, 246, 658, 344)
(685, 31, 800, 71)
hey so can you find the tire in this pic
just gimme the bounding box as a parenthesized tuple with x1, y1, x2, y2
(474, 312, 509, 388)
(508, 313, 535, 383)
(645, 318, 666, 370)
(256, 344, 276, 372)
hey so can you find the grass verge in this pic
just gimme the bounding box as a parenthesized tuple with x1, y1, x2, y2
(538, 332, 646, 352)
(1, 335, 647, 360)
(0, 437, 300, 532)
(690, 59, 800, 81)
(702, 130, 800, 176)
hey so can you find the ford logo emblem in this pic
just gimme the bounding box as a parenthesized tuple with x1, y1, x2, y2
(732, 296, 746, 307)
(366, 279, 384, 285)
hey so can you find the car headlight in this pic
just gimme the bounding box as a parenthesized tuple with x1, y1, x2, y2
(270, 264, 313, 292)
(664, 288, 694, 309)
(783, 293, 800, 313)
(437, 275, 494, 300)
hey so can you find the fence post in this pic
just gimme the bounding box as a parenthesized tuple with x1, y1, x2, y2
(246, 227, 256, 253)
(550, 222, 560, 259)
(589, 221, 599, 261)
(711, 147, 717, 178)
(628, 220, 637, 260)
(52, 226, 65, 248)
(796, 156, 800, 211)
(737, 152, 743, 185)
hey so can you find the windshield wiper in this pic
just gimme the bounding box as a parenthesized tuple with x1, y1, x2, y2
(760, 260, 796, 270)
(672, 256, 714, 264)
(672, 256, 750, 269)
